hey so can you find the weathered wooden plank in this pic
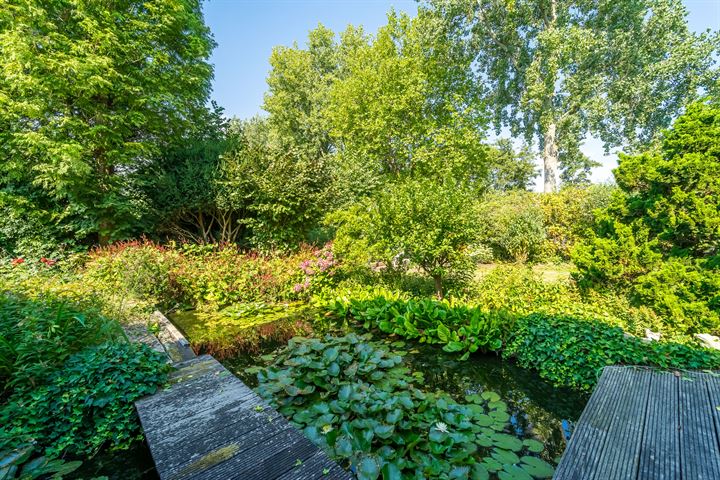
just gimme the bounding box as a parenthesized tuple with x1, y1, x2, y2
(154, 409, 284, 477)
(554, 366, 629, 480)
(556, 366, 720, 480)
(137, 355, 350, 480)
(588, 367, 651, 480)
(678, 371, 720, 480)
(638, 369, 680, 480)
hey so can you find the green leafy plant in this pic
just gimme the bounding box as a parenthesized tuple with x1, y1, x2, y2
(256, 334, 555, 479)
(0, 293, 122, 394)
(325, 297, 509, 360)
(505, 313, 720, 391)
(0, 343, 169, 457)
(0, 444, 81, 480)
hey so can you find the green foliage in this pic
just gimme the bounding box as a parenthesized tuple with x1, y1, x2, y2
(573, 102, 720, 333)
(540, 185, 615, 260)
(0, 0, 215, 244)
(0, 293, 122, 394)
(333, 178, 479, 299)
(485, 140, 538, 191)
(170, 302, 316, 359)
(505, 313, 720, 391)
(478, 191, 545, 263)
(427, 0, 719, 191)
(170, 244, 314, 309)
(0, 444, 81, 480)
(328, 11, 487, 182)
(257, 334, 555, 479)
(0, 343, 168, 457)
(325, 297, 508, 360)
(83, 241, 180, 310)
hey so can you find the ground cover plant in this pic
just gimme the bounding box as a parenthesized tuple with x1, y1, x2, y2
(257, 334, 556, 479)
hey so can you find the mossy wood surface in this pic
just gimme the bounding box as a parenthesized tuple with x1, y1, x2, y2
(136, 355, 351, 480)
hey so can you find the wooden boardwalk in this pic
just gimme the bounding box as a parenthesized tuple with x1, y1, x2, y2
(554, 366, 720, 480)
(136, 355, 352, 480)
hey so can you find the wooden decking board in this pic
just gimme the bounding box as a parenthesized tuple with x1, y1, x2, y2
(679, 372, 720, 479)
(136, 355, 351, 480)
(553, 366, 626, 480)
(555, 366, 720, 480)
(638, 370, 680, 480)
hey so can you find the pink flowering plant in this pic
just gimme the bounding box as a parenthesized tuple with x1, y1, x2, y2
(292, 243, 337, 299)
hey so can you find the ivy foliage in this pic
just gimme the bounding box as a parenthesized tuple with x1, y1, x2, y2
(256, 334, 555, 480)
(0, 343, 169, 457)
(573, 102, 720, 333)
(505, 313, 720, 391)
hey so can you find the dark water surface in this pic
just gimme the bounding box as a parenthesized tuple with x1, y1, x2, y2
(67, 439, 158, 480)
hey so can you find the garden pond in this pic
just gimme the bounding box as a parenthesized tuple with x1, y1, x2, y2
(167, 309, 589, 478)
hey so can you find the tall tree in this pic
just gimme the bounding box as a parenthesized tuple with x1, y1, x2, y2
(327, 11, 487, 184)
(0, 0, 215, 244)
(427, 0, 720, 192)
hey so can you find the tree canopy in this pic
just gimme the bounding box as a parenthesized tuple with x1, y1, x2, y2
(0, 0, 215, 245)
(426, 0, 720, 192)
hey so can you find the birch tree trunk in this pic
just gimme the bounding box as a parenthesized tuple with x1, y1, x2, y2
(543, 122, 559, 193)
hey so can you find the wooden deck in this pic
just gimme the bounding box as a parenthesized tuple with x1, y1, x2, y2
(554, 365, 720, 480)
(136, 355, 352, 480)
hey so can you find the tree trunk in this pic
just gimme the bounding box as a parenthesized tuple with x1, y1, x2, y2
(543, 122, 559, 193)
(433, 275, 444, 300)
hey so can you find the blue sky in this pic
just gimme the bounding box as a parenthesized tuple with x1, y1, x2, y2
(203, 0, 720, 186)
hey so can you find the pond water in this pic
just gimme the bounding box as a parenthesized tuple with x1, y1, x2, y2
(171, 310, 590, 466)
(67, 439, 158, 480)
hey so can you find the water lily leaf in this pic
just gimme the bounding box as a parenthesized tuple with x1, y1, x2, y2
(490, 411, 511, 423)
(492, 448, 520, 465)
(480, 458, 503, 473)
(357, 457, 380, 480)
(520, 456, 555, 478)
(488, 401, 507, 411)
(481, 391, 501, 402)
(498, 464, 533, 480)
(471, 463, 490, 480)
(492, 433, 523, 452)
(476, 434, 493, 447)
(475, 414, 494, 427)
(522, 439, 544, 453)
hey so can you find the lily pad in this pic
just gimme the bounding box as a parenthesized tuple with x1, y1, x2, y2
(520, 456, 555, 478)
(498, 464, 533, 480)
(492, 433, 524, 452)
(522, 439, 545, 453)
(492, 448, 520, 465)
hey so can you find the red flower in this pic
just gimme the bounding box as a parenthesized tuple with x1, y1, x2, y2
(40, 257, 57, 267)
(11, 257, 25, 266)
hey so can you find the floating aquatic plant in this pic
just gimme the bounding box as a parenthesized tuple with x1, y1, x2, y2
(256, 333, 554, 479)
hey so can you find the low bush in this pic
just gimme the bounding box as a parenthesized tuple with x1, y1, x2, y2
(0, 293, 122, 394)
(325, 296, 509, 360)
(477, 191, 545, 263)
(504, 313, 720, 391)
(257, 334, 555, 479)
(170, 243, 316, 309)
(0, 342, 168, 456)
